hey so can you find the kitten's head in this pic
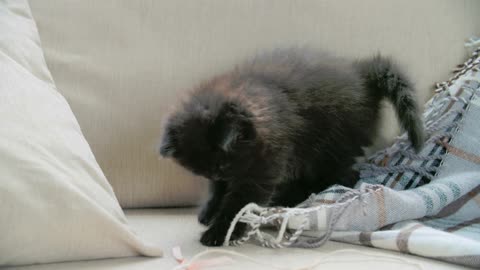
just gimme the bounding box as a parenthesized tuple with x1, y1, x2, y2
(159, 93, 258, 181)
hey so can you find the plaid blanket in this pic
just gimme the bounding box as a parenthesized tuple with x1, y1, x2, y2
(225, 44, 480, 268)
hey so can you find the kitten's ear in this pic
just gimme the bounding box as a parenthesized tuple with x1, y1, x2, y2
(217, 102, 255, 152)
(219, 126, 240, 152)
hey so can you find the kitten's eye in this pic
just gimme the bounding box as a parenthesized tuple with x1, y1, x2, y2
(216, 163, 226, 172)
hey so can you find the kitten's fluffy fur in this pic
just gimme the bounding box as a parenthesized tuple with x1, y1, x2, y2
(159, 49, 424, 246)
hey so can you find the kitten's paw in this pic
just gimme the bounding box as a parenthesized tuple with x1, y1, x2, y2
(200, 224, 226, 246)
(200, 223, 246, 246)
(197, 205, 215, 226)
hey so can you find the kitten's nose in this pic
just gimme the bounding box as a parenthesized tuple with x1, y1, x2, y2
(159, 143, 173, 157)
(158, 133, 175, 157)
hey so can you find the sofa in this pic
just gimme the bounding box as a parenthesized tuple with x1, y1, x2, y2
(2, 0, 480, 269)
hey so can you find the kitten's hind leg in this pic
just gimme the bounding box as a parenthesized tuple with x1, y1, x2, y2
(337, 167, 360, 188)
(270, 168, 359, 208)
(198, 180, 227, 226)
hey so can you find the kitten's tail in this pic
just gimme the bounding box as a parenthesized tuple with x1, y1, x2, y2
(355, 55, 425, 151)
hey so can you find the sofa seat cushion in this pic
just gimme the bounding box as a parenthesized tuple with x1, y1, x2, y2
(10, 208, 469, 270)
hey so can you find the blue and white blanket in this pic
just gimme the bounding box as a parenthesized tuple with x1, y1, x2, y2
(226, 43, 480, 268)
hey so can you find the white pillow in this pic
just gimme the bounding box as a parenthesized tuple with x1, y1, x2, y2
(0, 0, 162, 266)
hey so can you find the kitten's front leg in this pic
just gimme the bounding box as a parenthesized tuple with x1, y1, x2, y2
(198, 180, 227, 226)
(200, 181, 275, 246)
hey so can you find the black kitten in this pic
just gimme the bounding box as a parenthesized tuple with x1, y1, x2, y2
(159, 48, 424, 246)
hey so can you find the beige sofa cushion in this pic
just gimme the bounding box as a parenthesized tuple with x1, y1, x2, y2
(29, 0, 480, 207)
(8, 208, 470, 270)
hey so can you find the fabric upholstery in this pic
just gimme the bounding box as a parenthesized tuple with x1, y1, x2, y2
(7, 208, 469, 270)
(29, 0, 480, 207)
